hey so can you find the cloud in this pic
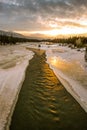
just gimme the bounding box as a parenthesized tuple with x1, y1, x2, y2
(0, 0, 87, 32)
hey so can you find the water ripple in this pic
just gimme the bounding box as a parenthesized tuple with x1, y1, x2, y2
(10, 51, 87, 130)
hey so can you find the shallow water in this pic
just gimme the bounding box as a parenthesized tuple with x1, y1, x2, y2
(49, 54, 87, 88)
(10, 50, 87, 130)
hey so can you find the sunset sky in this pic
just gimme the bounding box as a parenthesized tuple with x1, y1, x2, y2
(0, 0, 87, 38)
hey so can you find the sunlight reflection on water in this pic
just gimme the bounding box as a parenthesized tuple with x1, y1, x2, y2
(49, 56, 87, 87)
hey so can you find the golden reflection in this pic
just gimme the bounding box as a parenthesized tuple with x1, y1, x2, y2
(49, 56, 87, 83)
(51, 56, 58, 66)
(49, 56, 67, 70)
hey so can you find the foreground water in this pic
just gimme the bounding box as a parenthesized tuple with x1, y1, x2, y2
(10, 50, 87, 130)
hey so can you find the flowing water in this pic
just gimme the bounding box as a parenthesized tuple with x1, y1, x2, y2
(10, 50, 87, 130)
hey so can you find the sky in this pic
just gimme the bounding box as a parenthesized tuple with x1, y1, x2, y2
(0, 0, 87, 38)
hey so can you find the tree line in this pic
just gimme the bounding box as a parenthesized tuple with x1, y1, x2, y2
(51, 36, 87, 48)
(0, 34, 87, 48)
(0, 35, 41, 45)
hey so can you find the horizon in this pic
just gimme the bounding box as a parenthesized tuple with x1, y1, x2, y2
(0, 0, 87, 38)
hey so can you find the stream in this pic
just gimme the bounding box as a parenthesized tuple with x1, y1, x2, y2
(10, 50, 87, 130)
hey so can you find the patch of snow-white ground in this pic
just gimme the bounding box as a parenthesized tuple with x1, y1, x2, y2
(0, 44, 34, 130)
(43, 44, 87, 112)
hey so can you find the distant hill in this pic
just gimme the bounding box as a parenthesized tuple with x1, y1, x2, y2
(0, 30, 25, 38)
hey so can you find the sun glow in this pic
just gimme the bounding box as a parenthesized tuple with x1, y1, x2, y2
(43, 27, 87, 36)
(42, 29, 60, 36)
(15, 26, 87, 38)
